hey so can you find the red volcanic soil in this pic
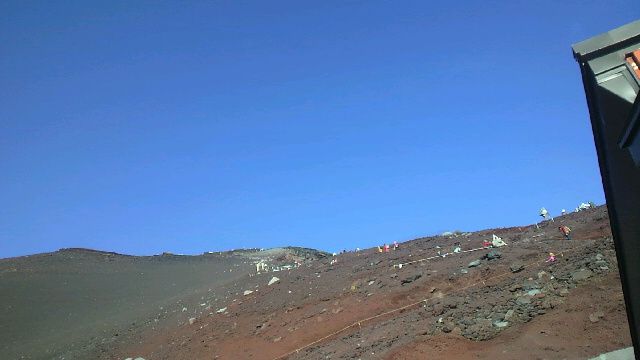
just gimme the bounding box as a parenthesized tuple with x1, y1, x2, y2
(0, 205, 632, 360)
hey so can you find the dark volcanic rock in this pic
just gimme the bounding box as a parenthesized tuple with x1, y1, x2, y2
(483, 251, 502, 260)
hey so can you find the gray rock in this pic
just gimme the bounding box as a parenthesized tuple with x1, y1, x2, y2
(527, 289, 541, 296)
(571, 269, 593, 281)
(401, 273, 422, 285)
(468, 260, 481, 268)
(493, 321, 509, 327)
(587, 347, 634, 360)
(522, 279, 540, 290)
(268, 276, 280, 286)
(442, 322, 455, 333)
(504, 309, 515, 320)
(515, 297, 531, 305)
(510, 263, 525, 272)
(475, 319, 493, 327)
(589, 311, 605, 323)
(483, 251, 502, 260)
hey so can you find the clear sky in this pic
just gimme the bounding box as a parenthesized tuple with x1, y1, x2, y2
(2, 1, 638, 259)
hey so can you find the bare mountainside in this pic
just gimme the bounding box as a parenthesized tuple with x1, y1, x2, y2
(0, 247, 328, 359)
(1, 206, 632, 359)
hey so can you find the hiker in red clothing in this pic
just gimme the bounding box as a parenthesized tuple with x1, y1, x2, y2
(384, 244, 390, 253)
(558, 226, 571, 240)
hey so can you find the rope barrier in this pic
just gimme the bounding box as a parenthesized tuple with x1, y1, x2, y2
(269, 237, 603, 360)
(393, 236, 597, 269)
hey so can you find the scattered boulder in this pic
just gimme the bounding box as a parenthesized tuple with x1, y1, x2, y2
(522, 279, 540, 290)
(515, 297, 531, 305)
(509, 284, 522, 292)
(268, 277, 280, 286)
(401, 273, 422, 285)
(589, 311, 605, 323)
(510, 263, 525, 273)
(571, 269, 593, 281)
(504, 309, 515, 320)
(243, 290, 254, 296)
(442, 322, 456, 333)
(468, 260, 481, 268)
(483, 251, 502, 260)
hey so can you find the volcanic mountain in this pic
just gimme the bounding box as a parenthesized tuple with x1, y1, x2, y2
(0, 205, 631, 359)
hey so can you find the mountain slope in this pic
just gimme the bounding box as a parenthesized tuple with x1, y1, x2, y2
(115, 206, 631, 360)
(0, 206, 630, 360)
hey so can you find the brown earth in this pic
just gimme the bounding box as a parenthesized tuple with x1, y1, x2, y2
(0, 205, 632, 359)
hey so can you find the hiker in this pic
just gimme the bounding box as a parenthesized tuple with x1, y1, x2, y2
(539, 207, 554, 221)
(256, 261, 267, 273)
(483, 239, 493, 249)
(588, 201, 596, 209)
(562, 209, 566, 215)
(559, 226, 571, 240)
(384, 244, 390, 253)
(393, 241, 399, 250)
(540, 207, 549, 220)
(492, 234, 507, 247)
(546, 253, 555, 262)
(453, 242, 461, 253)
(378, 246, 383, 253)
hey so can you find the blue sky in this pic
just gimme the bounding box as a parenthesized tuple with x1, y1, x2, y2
(1, 1, 638, 258)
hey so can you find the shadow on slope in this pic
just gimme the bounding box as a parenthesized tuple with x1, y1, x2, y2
(0, 247, 326, 359)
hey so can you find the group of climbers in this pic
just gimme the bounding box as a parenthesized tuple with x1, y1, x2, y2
(483, 234, 507, 249)
(377, 241, 399, 254)
(541, 202, 596, 221)
(329, 204, 580, 268)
